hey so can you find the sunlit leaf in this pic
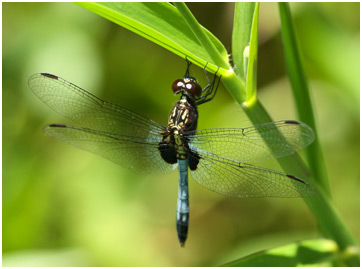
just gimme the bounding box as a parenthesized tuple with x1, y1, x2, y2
(232, 2, 256, 79)
(223, 239, 339, 267)
(245, 3, 259, 106)
(77, 2, 229, 74)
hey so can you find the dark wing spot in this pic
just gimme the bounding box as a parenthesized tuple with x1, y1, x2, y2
(284, 120, 300, 125)
(287, 174, 306, 184)
(41, 73, 58, 80)
(48, 124, 67, 128)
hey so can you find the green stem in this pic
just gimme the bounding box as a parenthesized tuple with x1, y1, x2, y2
(222, 72, 246, 104)
(278, 3, 330, 196)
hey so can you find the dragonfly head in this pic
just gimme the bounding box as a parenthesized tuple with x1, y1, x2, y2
(172, 77, 202, 99)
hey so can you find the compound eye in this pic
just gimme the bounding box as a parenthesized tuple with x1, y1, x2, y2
(185, 82, 202, 97)
(172, 79, 185, 93)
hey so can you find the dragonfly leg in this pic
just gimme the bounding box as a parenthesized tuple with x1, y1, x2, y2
(195, 65, 221, 105)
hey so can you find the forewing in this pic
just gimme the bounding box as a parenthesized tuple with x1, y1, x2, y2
(29, 73, 165, 137)
(189, 152, 314, 198)
(44, 124, 176, 175)
(188, 121, 315, 162)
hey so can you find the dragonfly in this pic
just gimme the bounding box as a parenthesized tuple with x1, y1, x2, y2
(28, 61, 315, 247)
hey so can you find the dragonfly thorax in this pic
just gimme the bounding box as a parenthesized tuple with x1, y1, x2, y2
(168, 96, 198, 134)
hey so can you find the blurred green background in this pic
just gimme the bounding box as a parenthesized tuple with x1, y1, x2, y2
(3, 2, 359, 266)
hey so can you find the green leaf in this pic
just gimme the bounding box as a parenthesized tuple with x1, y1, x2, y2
(77, 2, 247, 103)
(223, 239, 340, 267)
(244, 3, 259, 105)
(231, 3, 259, 104)
(76, 2, 229, 74)
(232, 2, 256, 79)
(173, 2, 227, 69)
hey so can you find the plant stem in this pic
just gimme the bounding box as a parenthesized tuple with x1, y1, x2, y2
(279, 3, 331, 196)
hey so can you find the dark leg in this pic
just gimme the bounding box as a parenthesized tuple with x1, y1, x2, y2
(184, 56, 192, 78)
(196, 65, 221, 105)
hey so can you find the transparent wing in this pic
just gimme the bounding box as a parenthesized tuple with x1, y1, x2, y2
(28, 73, 166, 137)
(44, 124, 176, 174)
(189, 152, 314, 198)
(188, 120, 315, 162)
